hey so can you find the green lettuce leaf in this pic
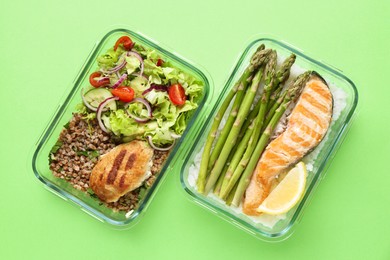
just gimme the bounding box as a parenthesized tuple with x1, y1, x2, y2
(125, 55, 141, 75)
(109, 109, 144, 137)
(143, 59, 163, 84)
(97, 47, 124, 68)
(126, 102, 151, 119)
(130, 76, 149, 95)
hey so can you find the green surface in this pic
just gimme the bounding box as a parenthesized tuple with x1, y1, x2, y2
(1, 0, 389, 259)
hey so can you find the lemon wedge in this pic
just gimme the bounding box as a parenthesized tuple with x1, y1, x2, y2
(257, 162, 307, 215)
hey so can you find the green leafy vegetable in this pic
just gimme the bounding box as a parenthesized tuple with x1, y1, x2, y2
(76, 150, 100, 159)
(125, 55, 141, 75)
(50, 140, 63, 154)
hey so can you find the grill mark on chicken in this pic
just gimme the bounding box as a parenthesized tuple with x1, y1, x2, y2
(106, 150, 127, 184)
(119, 174, 127, 188)
(125, 153, 137, 170)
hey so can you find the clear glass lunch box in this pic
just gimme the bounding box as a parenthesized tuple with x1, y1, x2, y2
(31, 28, 212, 227)
(179, 37, 358, 242)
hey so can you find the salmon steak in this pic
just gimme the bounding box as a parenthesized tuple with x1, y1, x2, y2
(243, 72, 333, 216)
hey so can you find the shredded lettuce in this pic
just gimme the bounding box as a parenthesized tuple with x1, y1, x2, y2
(126, 102, 151, 119)
(130, 76, 148, 95)
(97, 47, 124, 68)
(125, 55, 141, 75)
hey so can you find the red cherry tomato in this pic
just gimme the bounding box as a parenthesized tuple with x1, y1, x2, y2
(114, 36, 133, 51)
(89, 72, 110, 88)
(168, 83, 186, 106)
(111, 86, 135, 102)
(156, 58, 164, 66)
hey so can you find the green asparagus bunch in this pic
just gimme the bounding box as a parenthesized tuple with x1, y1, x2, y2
(218, 51, 277, 199)
(197, 45, 269, 193)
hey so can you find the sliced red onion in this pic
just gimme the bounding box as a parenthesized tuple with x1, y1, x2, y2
(111, 73, 127, 89)
(124, 97, 152, 123)
(127, 51, 144, 76)
(96, 96, 119, 133)
(147, 135, 175, 151)
(142, 84, 168, 95)
(97, 76, 110, 83)
(170, 133, 182, 139)
(100, 59, 127, 74)
(81, 88, 98, 112)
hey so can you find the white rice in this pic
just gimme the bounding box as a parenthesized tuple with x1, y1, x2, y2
(187, 55, 348, 229)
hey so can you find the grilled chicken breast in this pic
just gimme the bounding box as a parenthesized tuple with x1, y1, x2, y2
(243, 72, 333, 215)
(90, 140, 154, 203)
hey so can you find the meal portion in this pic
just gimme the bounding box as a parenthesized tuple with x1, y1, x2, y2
(49, 35, 203, 213)
(196, 44, 333, 216)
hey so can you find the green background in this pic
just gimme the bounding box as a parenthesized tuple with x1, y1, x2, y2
(1, 0, 389, 259)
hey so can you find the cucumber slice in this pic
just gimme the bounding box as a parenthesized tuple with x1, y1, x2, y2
(84, 88, 117, 110)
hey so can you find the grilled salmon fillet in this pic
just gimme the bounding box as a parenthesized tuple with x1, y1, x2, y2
(90, 140, 154, 203)
(243, 72, 333, 215)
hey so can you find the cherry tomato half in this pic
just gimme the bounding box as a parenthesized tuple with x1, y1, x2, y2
(114, 36, 133, 51)
(156, 58, 164, 67)
(89, 72, 110, 88)
(111, 86, 135, 102)
(168, 83, 186, 106)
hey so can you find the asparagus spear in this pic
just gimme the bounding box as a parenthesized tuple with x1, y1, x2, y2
(213, 168, 227, 196)
(214, 149, 237, 195)
(225, 180, 239, 206)
(219, 109, 259, 195)
(215, 117, 254, 195)
(196, 45, 268, 193)
(266, 54, 296, 113)
(204, 63, 268, 194)
(274, 54, 296, 89)
(263, 90, 287, 129)
(238, 99, 260, 141)
(231, 71, 312, 207)
(207, 79, 249, 172)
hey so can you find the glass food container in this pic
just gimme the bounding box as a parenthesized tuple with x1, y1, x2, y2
(31, 28, 212, 228)
(179, 37, 358, 242)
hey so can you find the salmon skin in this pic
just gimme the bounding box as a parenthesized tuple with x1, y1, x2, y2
(243, 72, 333, 216)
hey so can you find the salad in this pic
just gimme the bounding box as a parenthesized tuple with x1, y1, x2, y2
(80, 35, 204, 149)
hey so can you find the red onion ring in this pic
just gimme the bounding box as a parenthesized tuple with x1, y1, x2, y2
(127, 51, 144, 76)
(111, 73, 127, 89)
(147, 135, 175, 151)
(96, 96, 119, 133)
(97, 76, 110, 84)
(124, 97, 152, 123)
(170, 133, 182, 139)
(81, 88, 112, 112)
(100, 59, 127, 74)
(142, 84, 168, 95)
